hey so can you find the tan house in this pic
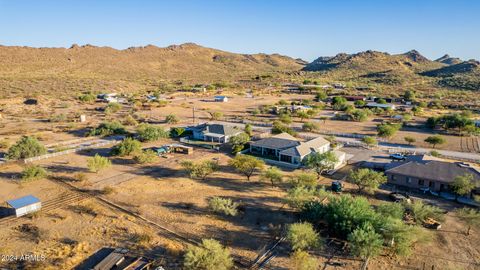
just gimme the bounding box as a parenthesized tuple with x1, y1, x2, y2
(385, 160, 480, 193)
(250, 133, 346, 168)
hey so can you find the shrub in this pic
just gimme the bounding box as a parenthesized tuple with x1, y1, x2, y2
(424, 135, 445, 148)
(376, 202, 405, 220)
(272, 121, 296, 136)
(133, 149, 158, 164)
(21, 165, 47, 182)
(111, 137, 142, 156)
(88, 121, 126, 136)
(261, 166, 283, 187)
(208, 197, 238, 216)
(405, 200, 444, 224)
(347, 223, 383, 259)
(7, 136, 47, 160)
(377, 123, 401, 138)
(181, 160, 219, 180)
(290, 250, 319, 270)
(210, 111, 223, 120)
(302, 122, 320, 132)
(136, 124, 169, 142)
(87, 154, 111, 173)
(165, 114, 179, 124)
(184, 239, 233, 270)
(124, 114, 138, 126)
(78, 92, 96, 103)
(287, 222, 320, 251)
(228, 155, 265, 181)
(230, 132, 250, 154)
(105, 102, 121, 114)
(347, 168, 387, 193)
(361, 136, 377, 147)
(74, 172, 88, 183)
(289, 172, 318, 188)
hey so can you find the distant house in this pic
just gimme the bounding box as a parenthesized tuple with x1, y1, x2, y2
(333, 83, 345, 89)
(345, 96, 366, 101)
(214, 96, 228, 102)
(250, 133, 347, 168)
(273, 105, 312, 114)
(6, 195, 42, 217)
(385, 160, 480, 193)
(189, 123, 242, 143)
(93, 248, 151, 270)
(366, 102, 396, 110)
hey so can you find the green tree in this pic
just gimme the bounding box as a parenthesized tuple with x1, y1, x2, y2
(228, 155, 265, 181)
(303, 151, 339, 179)
(111, 137, 142, 156)
(230, 132, 250, 154)
(290, 172, 318, 188)
(184, 239, 233, 270)
(136, 124, 169, 142)
(78, 92, 96, 103)
(354, 100, 366, 108)
(376, 202, 405, 220)
(348, 223, 383, 266)
(405, 200, 444, 224)
(261, 166, 283, 187)
(21, 165, 48, 182)
(296, 111, 310, 122)
(286, 186, 319, 209)
(456, 208, 480, 235)
(347, 168, 387, 193)
(315, 91, 328, 101)
(404, 136, 416, 145)
(279, 113, 293, 124)
(287, 222, 320, 251)
(351, 109, 369, 122)
(7, 136, 47, 160)
(105, 102, 121, 114)
(290, 250, 319, 270)
(87, 154, 111, 173)
(361, 136, 377, 147)
(272, 120, 296, 136)
(451, 173, 476, 200)
(377, 98, 387, 104)
(181, 160, 219, 180)
(424, 135, 445, 148)
(403, 90, 416, 101)
(165, 114, 179, 124)
(208, 197, 238, 216)
(332, 96, 347, 111)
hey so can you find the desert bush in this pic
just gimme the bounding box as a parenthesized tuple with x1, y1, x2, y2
(287, 222, 320, 251)
(404, 200, 444, 224)
(111, 138, 142, 156)
(87, 154, 111, 173)
(133, 149, 157, 164)
(181, 160, 219, 180)
(21, 165, 48, 182)
(78, 92, 96, 103)
(165, 114, 179, 124)
(87, 121, 126, 136)
(184, 239, 233, 270)
(74, 172, 88, 183)
(208, 197, 238, 216)
(7, 136, 46, 160)
(105, 102, 121, 114)
(136, 124, 169, 142)
(302, 122, 320, 132)
(124, 114, 138, 126)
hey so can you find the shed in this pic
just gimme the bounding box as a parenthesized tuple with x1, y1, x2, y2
(6, 195, 42, 217)
(214, 96, 228, 102)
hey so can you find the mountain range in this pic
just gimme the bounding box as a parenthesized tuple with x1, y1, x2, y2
(0, 43, 478, 96)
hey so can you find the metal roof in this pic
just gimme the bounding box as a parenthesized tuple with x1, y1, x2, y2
(6, 195, 41, 209)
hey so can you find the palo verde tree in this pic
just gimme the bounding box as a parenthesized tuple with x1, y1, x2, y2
(361, 136, 377, 147)
(165, 114, 179, 124)
(87, 154, 112, 173)
(111, 137, 142, 156)
(229, 132, 250, 154)
(7, 136, 47, 160)
(456, 208, 480, 236)
(261, 166, 283, 187)
(347, 168, 387, 193)
(303, 151, 339, 179)
(424, 135, 445, 149)
(451, 173, 476, 201)
(286, 222, 320, 251)
(228, 155, 265, 181)
(183, 239, 233, 270)
(136, 124, 169, 142)
(348, 223, 383, 269)
(404, 136, 416, 145)
(376, 123, 401, 139)
(181, 160, 219, 180)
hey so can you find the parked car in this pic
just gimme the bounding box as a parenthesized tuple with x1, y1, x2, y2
(331, 181, 342, 192)
(389, 153, 406, 161)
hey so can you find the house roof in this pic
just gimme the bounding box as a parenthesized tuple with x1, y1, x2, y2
(204, 124, 240, 136)
(279, 136, 330, 157)
(386, 160, 480, 184)
(214, 96, 227, 99)
(7, 195, 41, 209)
(250, 132, 300, 150)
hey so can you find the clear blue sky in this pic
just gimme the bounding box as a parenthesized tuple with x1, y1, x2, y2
(1, 0, 479, 61)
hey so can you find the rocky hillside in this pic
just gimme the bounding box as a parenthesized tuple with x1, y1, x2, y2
(0, 43, 305, 96)
(303, 50, 480, 91)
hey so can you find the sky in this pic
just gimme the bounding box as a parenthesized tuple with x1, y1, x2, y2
(0, 0, 479, 61)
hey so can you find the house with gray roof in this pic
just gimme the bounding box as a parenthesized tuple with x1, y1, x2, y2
(385, 160, 480, 193)
(189, 123, 242, 143)
(250, 133, 347, 167)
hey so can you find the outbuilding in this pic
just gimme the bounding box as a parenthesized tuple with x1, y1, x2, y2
(6, 195, 42, 217)
(214, 96, 228, 102)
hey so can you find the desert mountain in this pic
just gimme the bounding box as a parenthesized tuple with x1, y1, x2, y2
(435, 54, 462, 65)
(0, 43, 305, 96)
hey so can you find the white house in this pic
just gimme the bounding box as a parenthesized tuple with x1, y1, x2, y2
(6, 195, 42, 217)
(189, 123, 242, 143)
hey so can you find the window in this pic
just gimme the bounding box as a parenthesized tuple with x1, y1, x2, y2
(406, 177, 411, 183)
(390, 175, 396, 181)
(429, 181, 435, 188)
(418, 179, 424, 186)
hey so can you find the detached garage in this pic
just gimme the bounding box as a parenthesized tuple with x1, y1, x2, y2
(6, 195, 42, 217)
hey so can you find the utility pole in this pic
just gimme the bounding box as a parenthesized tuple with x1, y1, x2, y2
(192, 106, 195, 124)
